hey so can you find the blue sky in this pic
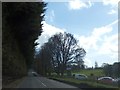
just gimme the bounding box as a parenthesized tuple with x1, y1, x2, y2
(36, 0, 119, 67)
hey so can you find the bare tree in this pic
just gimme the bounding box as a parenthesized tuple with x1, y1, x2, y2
(74, 47, 86, 69)
(49, 32, 86, 75)
(36, 32, 86, 76)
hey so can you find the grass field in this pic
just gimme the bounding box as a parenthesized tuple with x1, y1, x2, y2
(49, 69, 119, 88)
(72, 69, 105, 77)
(51, 68, 105, 77)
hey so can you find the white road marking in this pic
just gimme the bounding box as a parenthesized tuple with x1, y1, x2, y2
(35, 77, 47, 87)
(41, 82, 47, 87)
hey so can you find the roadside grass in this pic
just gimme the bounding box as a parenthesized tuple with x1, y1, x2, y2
(49, 76, 119, 88)
(49, 69, 119, 88)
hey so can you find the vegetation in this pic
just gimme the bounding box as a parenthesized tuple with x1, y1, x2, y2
(103, 62, 120, 78)
(2, 2, 46, 85)
(49, 76, 118, 88)
(71, 62, 120, 79)
(2, 2, 119, 89)
(72, 68, 105, 77)
(35, 32, 86, 76)
(48, 67, 120, 88)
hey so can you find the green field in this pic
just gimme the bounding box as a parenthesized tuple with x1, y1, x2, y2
(49, 69, 119, 88)
(51, 68, 105, 77)
(72, 69, 105, 77)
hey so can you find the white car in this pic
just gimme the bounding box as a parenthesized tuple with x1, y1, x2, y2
(115, 78, 120, 82)
(98, 77, 114, 83)
(113, 78, 120, 83)
(75, 74, 87, 80)
(32, 72, 38, 76)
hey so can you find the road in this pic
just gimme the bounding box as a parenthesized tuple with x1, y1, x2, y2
(17, 69, 79, 89)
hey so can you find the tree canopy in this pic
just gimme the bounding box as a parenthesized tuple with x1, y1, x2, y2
(35, 32, 86, 76)
(103, 62, 120, 78)
(3, 2, 46, 69)
(2, 2, 46, 83)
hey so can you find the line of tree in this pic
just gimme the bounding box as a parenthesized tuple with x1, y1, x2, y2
(34, 32, 86, 76)
(2, 2, 46, 84)
(102, 62, 120, 78)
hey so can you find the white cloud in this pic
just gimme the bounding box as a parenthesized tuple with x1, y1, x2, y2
(78, 25, 113, 51)
(35, 21, 65, 49)
(102, 0, 119, 15)
(108, 9, 117, 15)
(42, 21, 65, 35)
(68, 0, 93, 10)
(84, 58, 92, 67)
(107, 19, 118, 26)
(36, 20, 118, 67)
(99, 34, 118, 53)
(92, 26, 112, 37)
(77, 20, 118, 66)
(88, 0, 93, 7)
(98, 34, 118, 61)
(102, 0, 119, 6)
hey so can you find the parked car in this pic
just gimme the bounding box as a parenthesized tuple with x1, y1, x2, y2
(117, 78, 120, 86)
(113, 78, 120, 85)
(32, 72, 38, 76)
(75, 74, 87, 80)
(114, 78, 120, 82)
(98, 77, 114, 83)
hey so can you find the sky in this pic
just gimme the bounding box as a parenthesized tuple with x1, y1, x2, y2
(36, 0, 119, 67)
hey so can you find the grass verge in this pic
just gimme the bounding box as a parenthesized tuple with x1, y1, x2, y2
(49, 76, 119, 89)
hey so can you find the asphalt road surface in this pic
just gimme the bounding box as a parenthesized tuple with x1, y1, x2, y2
(17, 69, 79, 88)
